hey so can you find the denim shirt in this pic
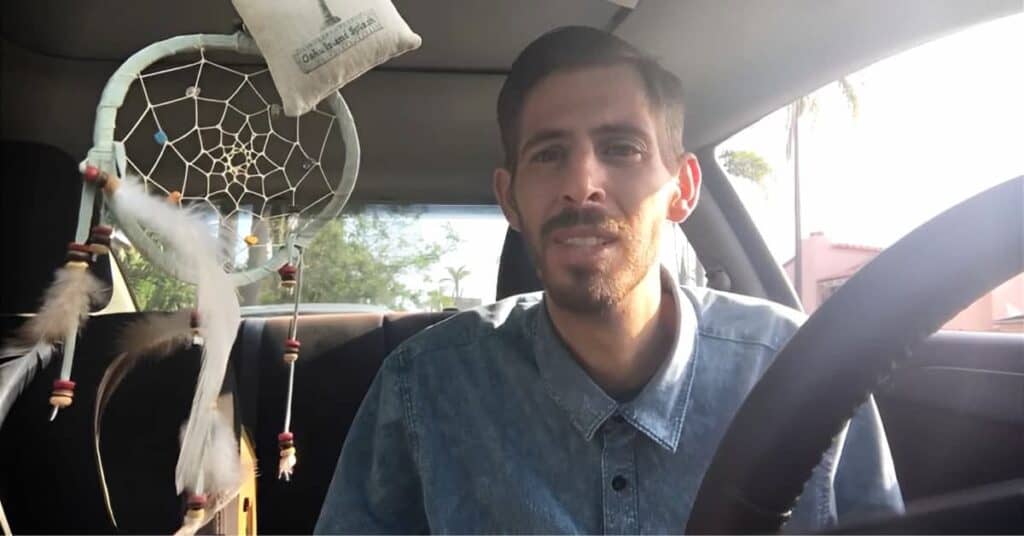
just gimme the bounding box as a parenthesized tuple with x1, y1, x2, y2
(316, 270, 904, 534)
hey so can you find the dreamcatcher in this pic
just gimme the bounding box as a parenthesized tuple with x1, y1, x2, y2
(88, 32, 361, 532)
(2, 31, 360, 534)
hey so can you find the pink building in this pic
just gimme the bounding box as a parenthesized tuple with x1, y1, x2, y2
(784, 232, 1024, 332)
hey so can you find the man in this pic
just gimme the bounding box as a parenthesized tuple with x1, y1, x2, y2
(316, 26, 903, 533)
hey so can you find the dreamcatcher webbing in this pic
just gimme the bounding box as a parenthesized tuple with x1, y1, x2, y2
(82, 32, 360, 288)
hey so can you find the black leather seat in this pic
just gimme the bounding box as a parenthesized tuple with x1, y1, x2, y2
(496, 227, 542, 300)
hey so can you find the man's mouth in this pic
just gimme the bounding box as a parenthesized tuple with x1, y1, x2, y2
(548, 227, 618, 248)
(556, 236, 615, 247)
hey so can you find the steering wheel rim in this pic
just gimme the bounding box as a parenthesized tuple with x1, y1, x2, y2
(686, 175, 1024, 533)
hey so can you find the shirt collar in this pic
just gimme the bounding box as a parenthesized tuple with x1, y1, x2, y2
(532, 265, 700, 452)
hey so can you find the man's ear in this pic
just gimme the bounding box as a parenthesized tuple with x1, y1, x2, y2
(667, 152, 702, 223)
(493, 167, 522, 231)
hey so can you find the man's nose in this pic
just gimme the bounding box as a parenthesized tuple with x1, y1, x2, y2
(560, 149, 606, 205)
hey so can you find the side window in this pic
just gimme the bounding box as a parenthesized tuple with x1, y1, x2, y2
(716, 13, 1024, 333)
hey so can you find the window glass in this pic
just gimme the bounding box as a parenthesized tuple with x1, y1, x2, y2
(716, 13, 1024, 332)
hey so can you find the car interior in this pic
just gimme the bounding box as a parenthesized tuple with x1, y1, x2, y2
(1, 0, 1022, 533)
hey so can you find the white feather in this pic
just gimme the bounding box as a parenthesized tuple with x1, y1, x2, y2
(10, 266, 105, 346)
(177, 409, 241, 493)
(173, 408, 243, 536)
(0, 343, 56, 427)
(106, 178, 240, 495)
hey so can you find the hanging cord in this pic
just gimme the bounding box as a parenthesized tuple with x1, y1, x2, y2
(49, 166, 116, 420)
(278, 245, 303, 480)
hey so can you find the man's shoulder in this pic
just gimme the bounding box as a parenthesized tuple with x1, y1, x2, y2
(391, 291, 543, 363)
(683, 286, 806, 351)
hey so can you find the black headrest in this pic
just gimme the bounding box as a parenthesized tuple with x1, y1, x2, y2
(496, 227, 542, 300)
(1, 140, 110, 314)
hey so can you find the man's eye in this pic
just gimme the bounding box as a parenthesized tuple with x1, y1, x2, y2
(603, 143, 644, 159)
(531, 147, 564, 163)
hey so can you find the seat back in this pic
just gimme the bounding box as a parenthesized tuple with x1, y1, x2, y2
(244, 311, 453, 534)
(1, 140, 113, 315)
(496, 227, 542, 300)
(0, 312, 210, 533)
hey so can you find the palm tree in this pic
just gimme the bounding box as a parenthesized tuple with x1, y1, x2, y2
(441, 265, 471, 299)
(787, 77, 859, 304)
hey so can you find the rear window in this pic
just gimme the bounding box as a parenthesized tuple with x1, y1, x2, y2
(115, 203, 705, 313)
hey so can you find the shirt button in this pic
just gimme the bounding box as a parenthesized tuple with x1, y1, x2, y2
(611, 475, 628, 491)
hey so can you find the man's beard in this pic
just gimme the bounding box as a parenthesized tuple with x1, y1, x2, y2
(519, 205, 661, 314)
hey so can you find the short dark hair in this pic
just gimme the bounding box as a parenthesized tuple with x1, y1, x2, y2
(497, 26, 686, 173)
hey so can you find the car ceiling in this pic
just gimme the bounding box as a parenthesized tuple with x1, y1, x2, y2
(2, 0, 1020, 205)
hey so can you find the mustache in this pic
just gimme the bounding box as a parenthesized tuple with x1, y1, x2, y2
(540, 207, 622, 238)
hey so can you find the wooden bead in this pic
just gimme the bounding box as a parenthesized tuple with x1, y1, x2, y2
(167, 191, 183, 205)
(49, 394, 73, 408)
(185, 508, 205, 522)
(280, 280, 297, 289)
(243, 234, 259, 246)
(91, 225, 114, 236)
(279, 446, 296, 457)
(278, 264, 297, 277)
(102, 174, 120, 194)
(283, 352, 299, 364)
(64, 260, 90, 270)
(65, 251, 91, 264)
(83, 165, 101, 182)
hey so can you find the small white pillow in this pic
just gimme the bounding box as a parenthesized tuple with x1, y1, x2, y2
(233, 0, 422, 116)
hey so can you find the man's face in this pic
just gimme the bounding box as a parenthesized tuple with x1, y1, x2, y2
(493, 65, 700, 313)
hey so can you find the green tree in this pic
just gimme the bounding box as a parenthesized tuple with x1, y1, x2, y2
(116, 246, 196, 311)
(426, 289, 456, 311)
(719, 149, 772, 184)
(256, 207, 460, 310)
(787, 77, 859, 303)
(441, 265, 471, 298)
(120, 207, 460, 312)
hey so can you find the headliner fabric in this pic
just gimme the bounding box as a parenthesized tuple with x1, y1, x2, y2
(233, 0, 422, 116)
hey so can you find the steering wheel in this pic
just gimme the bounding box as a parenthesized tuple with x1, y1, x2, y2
(685, 175, 1024, 533)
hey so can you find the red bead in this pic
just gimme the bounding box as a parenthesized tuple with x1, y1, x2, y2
(190, 310, 200, 328)
(67, 242, 92, 253)
(187, 494, 207, 508)
(83, 165, 100, 181)
(278, 264, 297, 277)
(90, 225, 114, 236)
(285, 339, 301, 349)
(53, 379, 76, 390)
(278, 432, 294, 442)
